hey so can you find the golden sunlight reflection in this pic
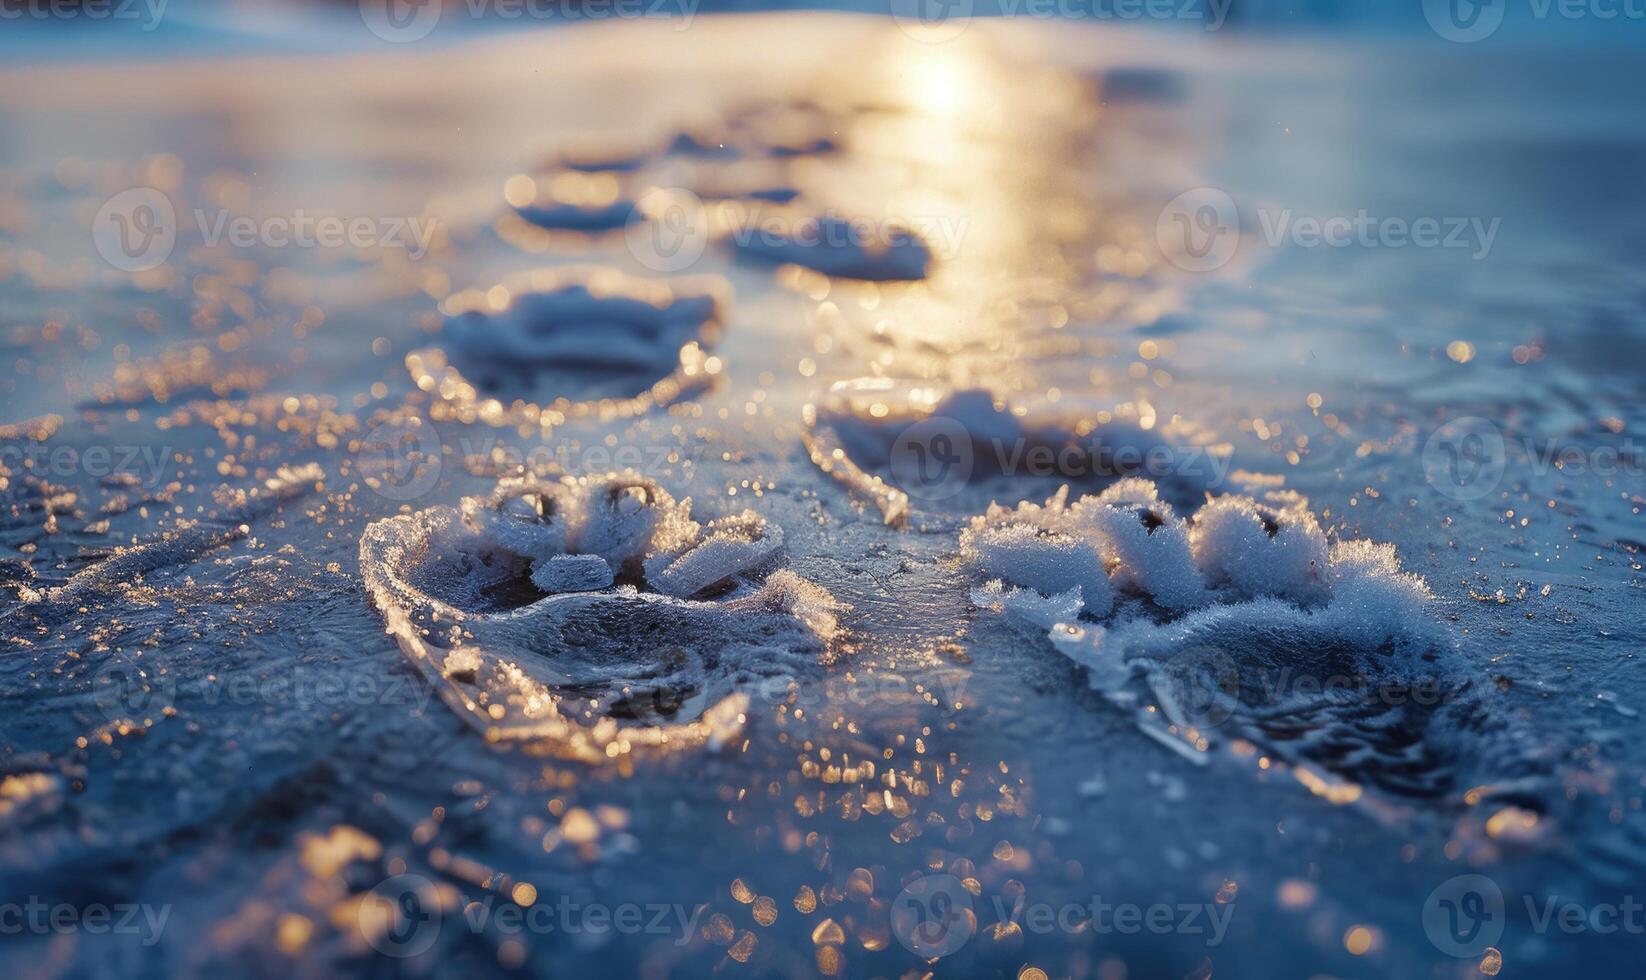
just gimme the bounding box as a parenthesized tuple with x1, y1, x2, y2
(784, 28, 1176, 400)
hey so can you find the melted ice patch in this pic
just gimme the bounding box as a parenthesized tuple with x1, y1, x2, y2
(405, 267, 728, 431)
(803, 378, 1227, 529)
(360, 471, 843, 760)
(963, 482, 1486, 803)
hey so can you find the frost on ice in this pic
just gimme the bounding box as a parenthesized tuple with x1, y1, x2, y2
(6, 462, 325, 628)
(803, 378, 1227, 529)
(360, 471, 844, 760)
(963, 480, 1472, 799)
(404, 267, 729, 431)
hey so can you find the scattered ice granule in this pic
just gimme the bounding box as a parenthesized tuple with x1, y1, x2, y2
(1069, 479, 1206, 611)
(359, 471, 843, 759)
(730, 214, 932, 281)
(1191, 492, 1329, 602)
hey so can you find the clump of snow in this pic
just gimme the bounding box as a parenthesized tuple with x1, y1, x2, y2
(1071, 480, 1206, 611)
(960, 496, 1113, 616)
(964, 482, 1429, 635)
(963, 480, 1443, 776)
(646, 511, 785, 600)
(1190, 490, 1329, 602)
(359, 471, 844, 760)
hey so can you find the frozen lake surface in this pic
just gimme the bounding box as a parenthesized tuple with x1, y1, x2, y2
(2, 14, 1644, 978)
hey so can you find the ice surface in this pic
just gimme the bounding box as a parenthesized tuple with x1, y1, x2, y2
(360, 471, 844, 759)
